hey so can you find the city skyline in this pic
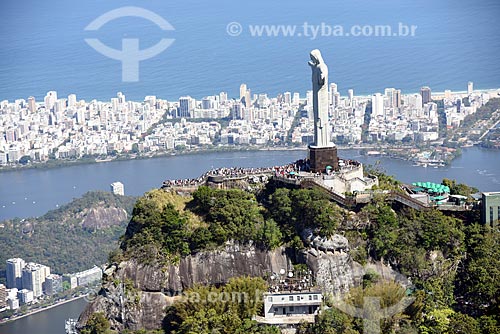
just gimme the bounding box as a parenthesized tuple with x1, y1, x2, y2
(1, 81, 497, 168)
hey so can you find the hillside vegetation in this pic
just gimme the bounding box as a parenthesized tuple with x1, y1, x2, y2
(101, 184, 499, 333)
(0, 191, 137, 281)
(118, 186, 344, 265)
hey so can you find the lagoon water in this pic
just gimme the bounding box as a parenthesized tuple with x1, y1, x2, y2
(1, 147, 499, 221)
(0, 298, 88, 334)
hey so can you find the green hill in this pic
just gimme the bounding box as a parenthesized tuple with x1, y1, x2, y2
(0, 191, 137, 281)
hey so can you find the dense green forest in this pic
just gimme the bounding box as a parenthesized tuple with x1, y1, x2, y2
(118, 186, 344, 264)
(0, 191, 136, 281)
(97, 184, 499, 333)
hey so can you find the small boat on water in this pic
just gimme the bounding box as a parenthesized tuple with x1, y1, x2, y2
(65, 318, 78, 334)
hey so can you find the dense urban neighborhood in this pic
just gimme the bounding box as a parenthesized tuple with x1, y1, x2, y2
(1, 84, 499, 170)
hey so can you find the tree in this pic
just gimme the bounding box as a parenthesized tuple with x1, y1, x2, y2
(190, 227, 214, 253)
(258, 219, 283, 250)
(81, 312, 111, 334)
(449, 312, 481, 334)
(442, 178, 478, 198)
(121, 190, 191, 263)
(479, 316, 500, 334)
(164, 277, 277, 334)
(419, 308, 455, 334)
(455, 225, 500, 315)
(369, 204, 398, 260)
(305, 307, 359, 334)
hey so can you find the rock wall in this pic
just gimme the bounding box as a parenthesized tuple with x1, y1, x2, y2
(81, 207, 128, 230)
(79, 244, 290, 331)
(300, 248, 364, 295)
(79, 243, 401, 332)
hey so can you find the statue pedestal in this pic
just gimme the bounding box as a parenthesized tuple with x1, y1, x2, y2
(308, 145, 339, 173)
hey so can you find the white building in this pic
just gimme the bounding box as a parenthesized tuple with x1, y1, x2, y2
(262, 290, 323, 324)
(64, 266, 103, 288)
(63, 274, 78, 290)
(347, 89, 354, 105)
(110, 181, 125, 196)
(44, 91, 58, 111)
(468, 81, 474, 95)
(371, 93, 384, 117)
(75, 266, 103, 286)
(7, 298, 20, 310)
(68, 94, 77, 108)
(21, 262, 50, 297)
(6, 258, 25, 289)
(17, 289, 34, 304)
(321, 160, 379, 194)
(44, 274, 63, 296)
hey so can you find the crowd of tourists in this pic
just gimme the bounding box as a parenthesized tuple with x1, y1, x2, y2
(162, 160, 309, 188)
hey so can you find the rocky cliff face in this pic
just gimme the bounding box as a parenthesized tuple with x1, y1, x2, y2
(300, 248, 364, 295)
(81, 207, 128, 230)
(79, 243, 290, 331)
(78, 242, 386, 332)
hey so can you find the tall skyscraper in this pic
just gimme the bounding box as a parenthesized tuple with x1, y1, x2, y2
(239, 83, 247, 101)
(219, 92, 228, 103)
(347, 89, 354, 105)
(22, 263, 50, 297)
(245, 89, 252, 108)
(420, 86, 432, 104)
(394, 89, 402, 108)
(239, 84, 252, 107)
(372, 93, 384, 117)
(6, 258, 25, 289)
(67, 94, 77, 108)
(27, 96, 36, 113)
(44, 274, 62, 296)
(405, 93, 424, 111)
(292, 92, 300, 105)
(306, 90, 313, 120)
(467, 81, 474, 95)
(333, 92, 340, 109)
(284, 92, 291, 105)
(54, 99, 66, 113)
(178, 96, 195, 118)
(117, 92, 126, 105)
(44, 91, 57, 111)
(384, 88, 396, 108)
(329, 83, 338, 106)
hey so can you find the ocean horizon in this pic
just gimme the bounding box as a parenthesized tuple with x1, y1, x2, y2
(1, 0, 500, 102)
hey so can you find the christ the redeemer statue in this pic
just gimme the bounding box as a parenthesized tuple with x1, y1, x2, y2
(308, 49, 334, 148)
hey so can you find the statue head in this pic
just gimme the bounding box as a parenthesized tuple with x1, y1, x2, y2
(309, 49, 324, 66)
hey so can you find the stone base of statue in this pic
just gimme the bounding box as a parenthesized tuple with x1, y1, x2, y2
(308, 145, 339, 173)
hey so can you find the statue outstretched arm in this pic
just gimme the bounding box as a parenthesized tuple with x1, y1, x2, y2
(319, 70, 326, 86)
